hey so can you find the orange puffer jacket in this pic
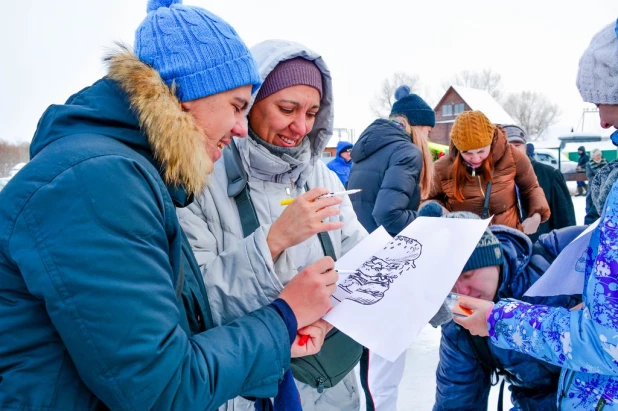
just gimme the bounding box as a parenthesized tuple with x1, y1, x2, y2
(427, 126, 550, 230)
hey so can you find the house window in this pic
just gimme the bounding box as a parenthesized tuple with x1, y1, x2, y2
(454, 103, 465, 115)
(442, 104, 453, 116)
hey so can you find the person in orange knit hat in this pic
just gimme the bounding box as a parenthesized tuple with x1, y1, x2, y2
(423, 110, 550, 234)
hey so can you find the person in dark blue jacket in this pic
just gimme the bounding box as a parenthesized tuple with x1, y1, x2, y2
(347, 85, 435, 236)
(327, 141, 354, 186)
(576, 145, 590, 196)
(0, 1, 337, 410)
(434, 216, 583, 411)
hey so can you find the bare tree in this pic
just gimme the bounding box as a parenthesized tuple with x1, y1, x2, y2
(503, 91, 561, 140)
(369, 72, 420, 118)
(442, 68, 504, 101)
(0, 140, 29, 176)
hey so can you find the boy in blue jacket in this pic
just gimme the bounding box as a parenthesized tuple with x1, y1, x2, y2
(434, 216, 582, 410)
(327, 141, 354, 186)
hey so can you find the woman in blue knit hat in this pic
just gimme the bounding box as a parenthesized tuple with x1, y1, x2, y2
(0, 1, 338, 410)
(347, 85, 435, 237)
(343, 85, 436, 410)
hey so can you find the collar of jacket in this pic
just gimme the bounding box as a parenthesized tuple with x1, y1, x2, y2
(105, 47, 214, 198)
(236, 135, 312, 187)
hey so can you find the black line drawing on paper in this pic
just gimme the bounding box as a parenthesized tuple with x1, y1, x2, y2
(338, 236, 423, 305)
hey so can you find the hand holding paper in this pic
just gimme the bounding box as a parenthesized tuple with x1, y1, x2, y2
(278, 256, 337, 329)
(325, 216, 491, 362)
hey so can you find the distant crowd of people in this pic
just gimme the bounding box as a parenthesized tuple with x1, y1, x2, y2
(1, 1, 617, 410)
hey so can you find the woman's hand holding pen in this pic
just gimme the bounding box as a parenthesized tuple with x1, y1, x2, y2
(267, 187, 344, 260)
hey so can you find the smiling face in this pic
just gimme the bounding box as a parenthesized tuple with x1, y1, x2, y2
(460, 145, 491, 168)
(248, 85, 321, 147)
(452, 265, 500, 301)
(598, 104, 618, 129)
(181, 85, 252, 162)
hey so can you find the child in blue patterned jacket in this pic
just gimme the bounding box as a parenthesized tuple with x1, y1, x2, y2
(455, 19, 618, 409)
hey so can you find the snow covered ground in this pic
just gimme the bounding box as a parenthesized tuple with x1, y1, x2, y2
(395, 195, 587, 410)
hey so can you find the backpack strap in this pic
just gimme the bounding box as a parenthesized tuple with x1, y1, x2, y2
(305, 183, 337, 261)
(224, 143, 337, 264)
(481, 181, 493, 219)
(223, 141, 260, 237)
(514, 185, 525, 223)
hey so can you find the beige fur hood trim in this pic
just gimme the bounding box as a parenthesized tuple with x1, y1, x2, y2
(104, 47, 213, 196)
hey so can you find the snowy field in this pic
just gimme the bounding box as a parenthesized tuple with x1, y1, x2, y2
(396, 195, 587, 410)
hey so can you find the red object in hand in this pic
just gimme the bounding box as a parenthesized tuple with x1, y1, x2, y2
(298, 334, 309, 346)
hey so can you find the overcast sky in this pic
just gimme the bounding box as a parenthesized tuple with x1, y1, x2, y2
(2, 0, 617, 144)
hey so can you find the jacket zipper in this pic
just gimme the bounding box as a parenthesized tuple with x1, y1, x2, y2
(557, 370, 575, 410)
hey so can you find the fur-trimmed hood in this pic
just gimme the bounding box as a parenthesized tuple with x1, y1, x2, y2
(30, 48, 212, 196)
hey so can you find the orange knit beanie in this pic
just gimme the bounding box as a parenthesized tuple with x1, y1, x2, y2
(450, 111, 495, 152)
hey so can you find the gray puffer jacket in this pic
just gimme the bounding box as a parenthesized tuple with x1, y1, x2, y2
(178, 39, 367, 411)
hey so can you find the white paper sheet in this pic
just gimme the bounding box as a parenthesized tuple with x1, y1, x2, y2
(324, 216, 490, 362)
(524, 220, 599, 297)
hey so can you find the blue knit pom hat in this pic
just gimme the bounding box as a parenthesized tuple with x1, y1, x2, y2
(390, 85, 436, 127)
(134, 0, 262, 102)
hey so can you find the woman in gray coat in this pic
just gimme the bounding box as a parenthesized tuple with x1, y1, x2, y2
(178, 40, 367, 411)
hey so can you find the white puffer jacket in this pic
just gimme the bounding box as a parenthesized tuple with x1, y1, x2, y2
(178, 39, 366, 411)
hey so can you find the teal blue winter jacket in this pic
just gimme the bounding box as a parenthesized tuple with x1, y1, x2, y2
(0, 53, 292, 410)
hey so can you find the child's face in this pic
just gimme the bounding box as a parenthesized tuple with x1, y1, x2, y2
(452, 265, 500, 301)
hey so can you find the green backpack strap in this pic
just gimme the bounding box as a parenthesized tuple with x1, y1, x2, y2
(223, 141, 260, 237)
(305, 183, 337, 260)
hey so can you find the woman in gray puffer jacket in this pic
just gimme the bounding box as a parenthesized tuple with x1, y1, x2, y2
(178, 39, 367, 411)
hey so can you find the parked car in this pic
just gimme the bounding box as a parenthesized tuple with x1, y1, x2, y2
(533, 149, 578, 173)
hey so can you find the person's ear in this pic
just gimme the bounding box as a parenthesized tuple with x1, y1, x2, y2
(180, 101, 192, 112)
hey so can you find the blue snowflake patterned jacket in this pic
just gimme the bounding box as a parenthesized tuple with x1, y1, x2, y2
(488, 180, 618, 409)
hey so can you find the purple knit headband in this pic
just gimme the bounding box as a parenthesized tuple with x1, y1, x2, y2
(254, 57, 323, 102)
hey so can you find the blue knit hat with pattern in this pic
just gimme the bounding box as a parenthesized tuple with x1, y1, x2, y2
(134, 0, 262, 102)
(444, 211, 504, 272)
(390, 85, 436, 127)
